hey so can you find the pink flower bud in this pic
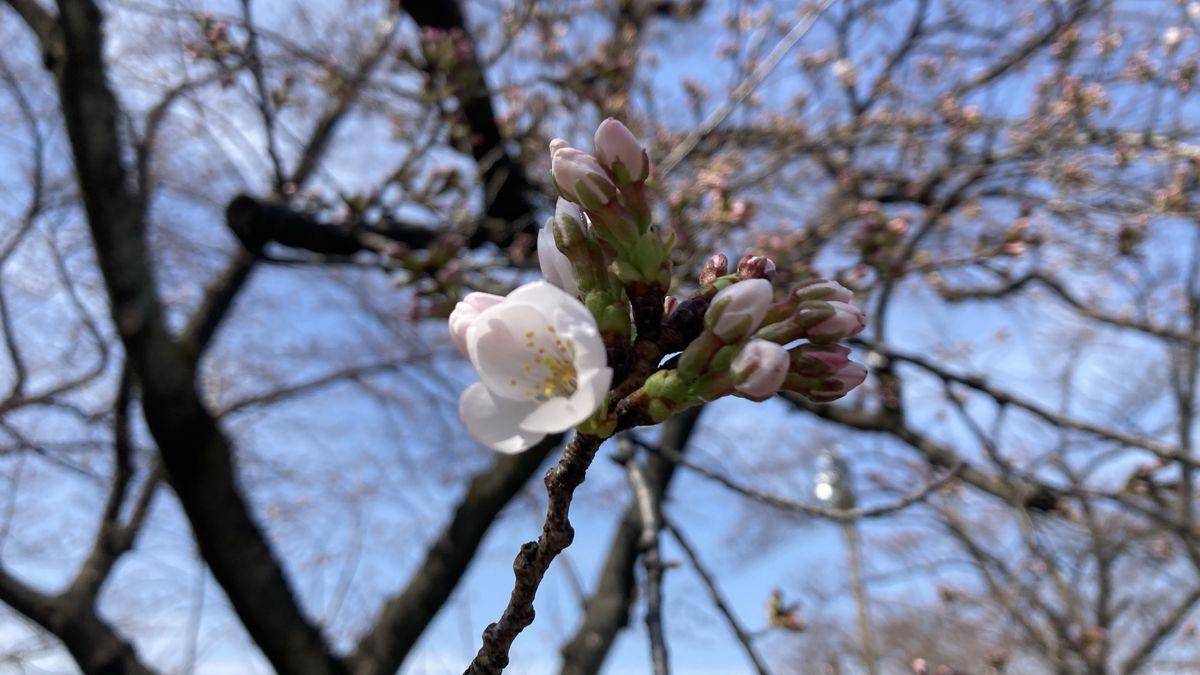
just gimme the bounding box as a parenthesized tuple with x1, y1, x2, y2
(792, 279, 854, 303)
(804, 301, 867, 342)
(789, 343, 854, 378)
(705, 279, 773, 342)
(550, 139, 617, 209)
(448, 292, 504, 358)
(731, 339, 790, 401)
(791, 359, 867, 403)
(594, 118, 649, 183)
(700, 253, 729, 285)
(736, 254, 777, 281)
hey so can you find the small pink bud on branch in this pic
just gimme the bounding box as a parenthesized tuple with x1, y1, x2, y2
(593, 118, 650, 184)
(700, 253, 729, 285)
(731, 339, 790, 401)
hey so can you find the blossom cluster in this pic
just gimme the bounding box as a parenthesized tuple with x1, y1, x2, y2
(451, 119, 867, 452)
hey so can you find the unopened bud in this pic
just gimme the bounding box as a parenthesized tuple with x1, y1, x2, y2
(784, 345, 867, 403)
(731, 339, 790, 401)
(704, 279, 773, 342)
(550, 140, 617, 209)
(804, 301, 867, 342)
(700, 253, 729, 285)
(594, 118, 649, 184)
(554, 198, 587, 238)
(736, 254, 777, 281)
(791, 278, 854, 303)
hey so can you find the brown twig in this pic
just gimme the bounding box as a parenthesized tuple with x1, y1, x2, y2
(464, 433, 605, 674)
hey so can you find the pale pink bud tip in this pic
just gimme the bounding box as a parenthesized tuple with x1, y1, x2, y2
(594, 118, 649, 182)
(732, 339, 790, 401)
(706, 278, 773, 342)
(806, 301, 867, 341)
(551, 144, 616, 208)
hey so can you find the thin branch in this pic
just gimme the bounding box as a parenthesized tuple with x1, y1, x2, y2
(464, 433, 605, 675)
(656, 0, 836, 177)
(1120, 585, 1200, 674)
(237, 0, 285, 191)
(349, 435, 562, 675)
(634, 434, 962, 521)
(615, 436, 669, 675)
(870, 343, 1195, 468)
(663, 519, 771, 675)
(940, 271, 1200, 347)
(559, 407, 703, 675)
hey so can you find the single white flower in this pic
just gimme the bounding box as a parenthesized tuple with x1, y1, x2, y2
(457, 281, 612, 453)
(538, 218, 580, 297)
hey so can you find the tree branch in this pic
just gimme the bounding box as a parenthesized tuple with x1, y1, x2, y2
(614, 436, 669, 675)
(559, 408, 702, 675)
(350, 434, 562, 675)
(402, 0, 537, 248)
(464, 433, 605, 674)
(663, 519, 771, 675)
(48, 1, 344, 671)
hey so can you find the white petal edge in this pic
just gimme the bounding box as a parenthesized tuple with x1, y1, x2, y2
(459, 382, 546, 453)
(506, 281, 594, 329)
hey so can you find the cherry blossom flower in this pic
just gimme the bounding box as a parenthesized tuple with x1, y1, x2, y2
(455, 282, 612, 453)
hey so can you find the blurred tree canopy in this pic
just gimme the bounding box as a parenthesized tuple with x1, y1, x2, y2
(1, 0, 1200, 673)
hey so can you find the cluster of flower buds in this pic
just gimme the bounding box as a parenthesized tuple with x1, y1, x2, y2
(640, 263, 867, 422)
(452, 118, 868, 453)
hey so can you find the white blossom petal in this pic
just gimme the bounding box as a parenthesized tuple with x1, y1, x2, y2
(506, 281, 594, 328)
(467, 303, 555, 400)
(538, 221, 580, 297)
(456, 280, 611, 453)
(449, 292, 504, 358)
(458, 383, 546, 453)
